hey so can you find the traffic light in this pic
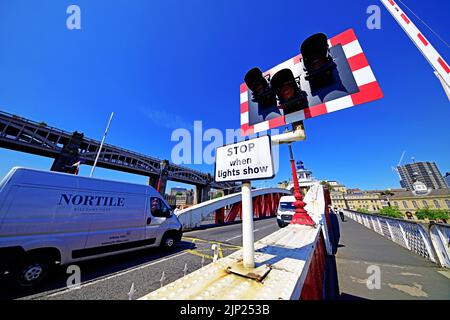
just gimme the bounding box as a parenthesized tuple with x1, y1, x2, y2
(240, 29, 383, 137)
(300, 33, 336, 88)
(270, 68, 308, 114)
(244, 67, 277, 108)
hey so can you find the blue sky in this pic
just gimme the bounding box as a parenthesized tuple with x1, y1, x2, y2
(0, 0, 449, 192)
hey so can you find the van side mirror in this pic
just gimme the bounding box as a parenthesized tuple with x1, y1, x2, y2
(162, 208, 172, 218)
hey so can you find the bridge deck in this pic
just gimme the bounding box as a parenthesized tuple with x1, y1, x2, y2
(336, 217, 450, 300)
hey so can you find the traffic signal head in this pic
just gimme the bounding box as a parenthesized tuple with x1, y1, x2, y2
(300, 33, 335, 81)
(271, 69, 307, 113)
(271, 69, 298, 101)
(244, 67, 277, 107)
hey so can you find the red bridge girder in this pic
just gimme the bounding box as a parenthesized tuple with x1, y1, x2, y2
(220, 192, 285, 224)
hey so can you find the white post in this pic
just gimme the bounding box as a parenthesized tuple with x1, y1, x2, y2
(241, 181, 255, 269)
(377, 218, 383, 235)
(399, 223, 411, 250)
(90, 112, 114, 177)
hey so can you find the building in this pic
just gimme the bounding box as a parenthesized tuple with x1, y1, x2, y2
(330, 183, 450, 219)
(170, 187, 188, 196)
(286, 161, 320, 192)
(386, 188, 450, 216)
(445, 172, 450, 188)
(166, 188, 194, 208)
(277, 181, 290, 189)
(330, 191, 383, 213)
(208, 190, 224, 199)
(397, 161, 448, 191)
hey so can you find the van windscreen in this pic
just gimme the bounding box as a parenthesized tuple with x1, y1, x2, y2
(279, 202, 296, 211)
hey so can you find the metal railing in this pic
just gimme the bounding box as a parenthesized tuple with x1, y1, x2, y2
(343, 210, 450, 268)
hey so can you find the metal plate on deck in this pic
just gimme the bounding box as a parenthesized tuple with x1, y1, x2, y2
(226, 262, 272, 282)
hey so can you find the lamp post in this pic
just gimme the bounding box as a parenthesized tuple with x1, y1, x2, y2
(90, 112, 114, 177)
(287, 143, 315, 226)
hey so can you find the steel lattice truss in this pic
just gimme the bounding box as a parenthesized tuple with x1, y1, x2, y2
(0, 111, 236, 189)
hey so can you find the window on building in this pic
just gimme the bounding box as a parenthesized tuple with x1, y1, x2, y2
(433, 200, 440, 208)
(412, 200, 418, 208)
(402, 201, 408, 209)
(446, 199, 450, 209)
(422, 200, 429, 208)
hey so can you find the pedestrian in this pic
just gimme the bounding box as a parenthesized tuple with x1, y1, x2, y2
(339, 209, 345, 222)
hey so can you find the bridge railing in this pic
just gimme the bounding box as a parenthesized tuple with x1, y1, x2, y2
(139, 185, 340, 300)
(429, 222, 450, 268)
(176, 188, 291, 230)
(343, 210, 450, 268)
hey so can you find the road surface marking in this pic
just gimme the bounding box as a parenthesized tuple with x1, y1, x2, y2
(225, 224, 275, 242)
(182, 236, 242, 249)
(387, 282, 428, 297)
(42, 251, 189, 298)
(183, 236, 241, 259)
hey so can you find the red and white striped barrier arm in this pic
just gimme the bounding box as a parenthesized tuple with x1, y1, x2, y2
(381, 0, 450, 88)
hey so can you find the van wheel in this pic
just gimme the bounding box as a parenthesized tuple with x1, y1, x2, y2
(15, 254, 52, 287)
(277, 220, 287, 228)
(160, 233, 176, 250)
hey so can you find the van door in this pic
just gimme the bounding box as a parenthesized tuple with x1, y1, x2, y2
(146, 197, 171, 244)
(78, 193, 146, 259)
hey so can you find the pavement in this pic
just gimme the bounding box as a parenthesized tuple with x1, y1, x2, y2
(0, 217, 279, 300)
(336, 216, 450, 300)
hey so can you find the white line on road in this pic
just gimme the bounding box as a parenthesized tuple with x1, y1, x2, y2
(42, 251, 189, 298)
(225, 224, 276, 242)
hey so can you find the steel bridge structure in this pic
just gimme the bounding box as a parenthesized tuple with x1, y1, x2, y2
(0, 111, 237, 200)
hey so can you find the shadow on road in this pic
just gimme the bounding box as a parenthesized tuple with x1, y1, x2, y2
(0, 241, 196, 300)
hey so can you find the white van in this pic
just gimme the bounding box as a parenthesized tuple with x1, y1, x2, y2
(0, 167, 183, 286)
(276, 195, 296, 227)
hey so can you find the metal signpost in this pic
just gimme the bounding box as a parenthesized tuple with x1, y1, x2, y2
(215, 135, 275, 268)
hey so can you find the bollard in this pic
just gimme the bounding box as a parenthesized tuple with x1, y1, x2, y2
(160, 271, 166, 288)
(183, 263, 188, 277)
(127, 282, 136, 300)
(212, 244, 219, 262)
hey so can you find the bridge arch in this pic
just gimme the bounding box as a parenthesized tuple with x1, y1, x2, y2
(176, 188, 291, 230)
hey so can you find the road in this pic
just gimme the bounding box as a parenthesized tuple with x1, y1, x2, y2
(336, 217, 450, 300)
(0, 217, 279, 300)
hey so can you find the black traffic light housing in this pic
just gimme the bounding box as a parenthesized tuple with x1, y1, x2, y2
(244, 67, 277, 108)
(270, 69, 308, 114)
(301, 33, 336, 88)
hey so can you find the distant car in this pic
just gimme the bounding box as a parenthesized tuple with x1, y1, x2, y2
(0, 167, 183, 287)
(276, 196, 296, 228)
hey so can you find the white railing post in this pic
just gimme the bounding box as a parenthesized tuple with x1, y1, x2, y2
(398, 223, 411, 250)
(385, 220, 395, 241)
(417, 225, 437, 263)
(377, 218, 383, 236)
(429, 225, 450, 268)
